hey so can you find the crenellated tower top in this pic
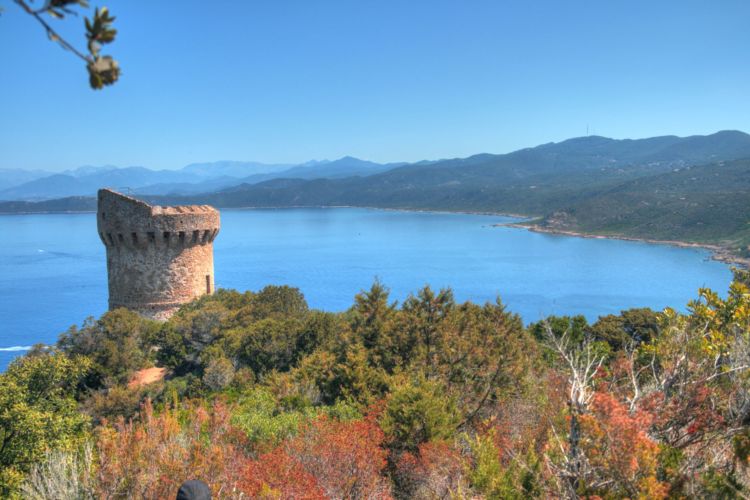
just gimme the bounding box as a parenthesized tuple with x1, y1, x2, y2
(97, 189, 221, 320)
(97, 189, 219, 249)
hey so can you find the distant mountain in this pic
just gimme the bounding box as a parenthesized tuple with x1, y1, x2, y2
(0, 168, 54, 191)
(0, 167, 198, 201)
(283, 156, 408, 179)
(62, 165, 120, 177)
(141, 130, 749, 259)
(0, 157, 403, 200)
(2, 130, 749, 260)
(180, 161, 294, 179)
(160, 130, 750, 216)
(227, 156, 408, 186)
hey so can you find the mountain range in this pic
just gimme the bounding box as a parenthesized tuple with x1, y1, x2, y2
(0, 157, 405, 201)
(2, 130, 749, 260)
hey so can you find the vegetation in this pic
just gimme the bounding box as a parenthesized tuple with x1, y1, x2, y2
(2, 131, 749, 259)
(535, 157, 750, 259)
(11, 0, 120, 89)
(2, 273, 750, 498)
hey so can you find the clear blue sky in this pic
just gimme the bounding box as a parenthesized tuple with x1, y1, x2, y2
(1, 0, 749, 171)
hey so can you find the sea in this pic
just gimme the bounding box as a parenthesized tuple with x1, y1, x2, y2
(0, 208, 733, 370)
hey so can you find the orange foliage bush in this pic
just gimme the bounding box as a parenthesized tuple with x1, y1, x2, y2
(395, 441, 466, 498)
(579, 392, 669, 498)
(242, 448, 326, 499)
(240, 413, 392, 499)
(96, 399, 246, 498)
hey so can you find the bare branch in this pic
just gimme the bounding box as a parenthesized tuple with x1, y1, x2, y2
(13, 0, 91, 62)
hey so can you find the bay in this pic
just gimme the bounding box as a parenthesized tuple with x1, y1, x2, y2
(0, 208, 733, 370)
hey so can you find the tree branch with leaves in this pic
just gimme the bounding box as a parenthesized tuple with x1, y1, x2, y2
(12, 0, 120, 89)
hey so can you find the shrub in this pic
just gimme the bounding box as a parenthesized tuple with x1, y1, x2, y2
(381, 375, 459, 453)
(240, 412, 391, 499)
(0, 353, 91, 497)
(20, 444, 95, 500)
(95, 399, 246, 498)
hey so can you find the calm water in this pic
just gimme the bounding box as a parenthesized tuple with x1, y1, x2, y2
(0, 208, 733, 370)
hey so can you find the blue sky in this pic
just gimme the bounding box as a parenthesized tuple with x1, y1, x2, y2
(1, 0, 749, 171)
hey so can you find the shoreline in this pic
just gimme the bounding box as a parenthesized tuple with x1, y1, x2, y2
(0, 210, 96, 215)
(499, 222, 749, 269)
(224, 204, 533, 219)
(1, 203, 745, 268)
(0, 204, 531, 219)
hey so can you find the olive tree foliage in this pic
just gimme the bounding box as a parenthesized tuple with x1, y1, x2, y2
(20, 443, 96, 500)
(57, 308, 158, 389)
(10, 0, 119, 89)
(0, 352, 91, 497)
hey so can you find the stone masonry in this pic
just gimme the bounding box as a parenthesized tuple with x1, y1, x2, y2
(97, 189, 220, 320)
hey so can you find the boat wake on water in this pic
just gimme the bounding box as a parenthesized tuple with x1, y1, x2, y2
(0, 346, 32, 352)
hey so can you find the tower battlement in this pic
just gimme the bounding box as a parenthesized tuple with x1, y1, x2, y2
(97, 189, 220, 320)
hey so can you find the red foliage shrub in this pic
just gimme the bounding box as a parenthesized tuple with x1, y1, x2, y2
(641, 384, 724, 448)
(579, 392, 668, 498)
(242, 448, 325, 499)
(240, 413, 392, 499)
(395, 441, 466, 498)
(96, 399, 247, 498)
(291, 415, 391, 499)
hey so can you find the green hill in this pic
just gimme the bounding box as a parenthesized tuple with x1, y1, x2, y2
(2, 131, 749, 261)
(534, 158, 750, 258)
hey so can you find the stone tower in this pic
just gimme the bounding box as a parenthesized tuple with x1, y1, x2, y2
(97, 189, 220, 320)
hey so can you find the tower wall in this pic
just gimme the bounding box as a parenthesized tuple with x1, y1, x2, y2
(97, 189, 220, 320)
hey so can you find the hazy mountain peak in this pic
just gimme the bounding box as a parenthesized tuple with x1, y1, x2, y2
(707, 129, 750, 139)
(298, 160, 331, 168)
(63, 165, 120, 177)
(2, 130, 749, 201)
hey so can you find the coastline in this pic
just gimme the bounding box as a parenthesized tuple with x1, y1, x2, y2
(224, 204, 532, 219)
(499, 222, 749, 269)
(0, 204, 530, 219)
(2, 203, 745, 268)
(0, 210, 96, 216)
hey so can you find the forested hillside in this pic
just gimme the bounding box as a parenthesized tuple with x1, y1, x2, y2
(2, 131, 749, 259)
(174, 130, 750, 216)
(2, 273, 750, 498)
(535, 158, 750, 258)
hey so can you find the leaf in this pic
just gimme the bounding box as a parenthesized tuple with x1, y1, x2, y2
(87, 56, 120, 89)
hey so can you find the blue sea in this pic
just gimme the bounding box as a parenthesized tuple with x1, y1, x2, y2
(0, 208, 733, 370)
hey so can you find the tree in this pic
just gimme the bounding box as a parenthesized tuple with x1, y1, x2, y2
(380, 375, 459, 454)
(541, 322, 605, 497)
(349, 280, 398, 370)
(57, 308, 157, 389)
(238, 317, 309, 376)
(251, 285, 309, 320)
(0, 352, 91, 496)
(623, 280, 750, 494)
(202, 356, 235, 391)
(12, 0, 120, 88)
(590, 308, 660, 351)
(401, 295, 535, 425)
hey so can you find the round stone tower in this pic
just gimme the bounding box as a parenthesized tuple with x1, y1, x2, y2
(97, 189, 220, 320)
